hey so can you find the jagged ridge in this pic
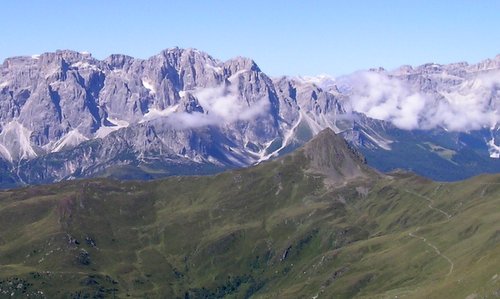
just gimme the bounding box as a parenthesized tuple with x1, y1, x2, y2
(0, 49, 499, 186)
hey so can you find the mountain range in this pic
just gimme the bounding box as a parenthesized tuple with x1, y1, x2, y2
(0, 48, 499, 187)
(0, 129, 498, 298)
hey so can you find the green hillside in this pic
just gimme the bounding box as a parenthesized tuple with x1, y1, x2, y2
(0, 129, 498, 298)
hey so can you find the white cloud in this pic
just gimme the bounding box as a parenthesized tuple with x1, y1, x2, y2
(146, 85, 270, 129)
(341, 70, 499, 131)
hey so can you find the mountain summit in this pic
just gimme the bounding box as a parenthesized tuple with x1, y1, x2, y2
(300, 128, 375, 184)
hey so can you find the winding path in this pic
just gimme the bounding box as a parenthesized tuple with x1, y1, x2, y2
(404, 189, 454, 276)
(404, 189, 452, 219)
(408, 227, 454, 276)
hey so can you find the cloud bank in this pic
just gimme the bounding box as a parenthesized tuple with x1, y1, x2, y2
(143, 70, 498, 133)
(341, 70, 499, 131)
(157, 85, 270, 129)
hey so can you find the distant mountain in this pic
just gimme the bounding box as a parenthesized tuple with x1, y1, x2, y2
(0, 48, 499, 187)
(0, 130, 498, 298)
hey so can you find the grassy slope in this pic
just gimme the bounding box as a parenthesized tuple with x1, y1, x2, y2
(0, 150, 498, 298)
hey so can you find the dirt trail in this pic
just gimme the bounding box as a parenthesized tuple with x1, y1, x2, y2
(408, 227, 454, 276)
(404, 189, 452, 219)
(404, 189, 454, 276)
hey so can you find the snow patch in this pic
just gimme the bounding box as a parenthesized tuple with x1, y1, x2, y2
(31, 54, 40, 59)
(71, 61, 99, 71)
(0, 81, 9, 88)
(142, 79, 156, 94)
(52, 129, 89, 152)
(108, 118, 130, 127)
(95, 118, 130, 138)
(487, 137, 500, 158)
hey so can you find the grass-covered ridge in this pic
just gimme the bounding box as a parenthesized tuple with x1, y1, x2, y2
(0, 129, 498, 298)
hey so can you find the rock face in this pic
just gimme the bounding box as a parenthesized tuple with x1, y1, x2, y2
(0, 48, 350, 186)
(301, 128, 375, 184)
(0, 48, 499, 186)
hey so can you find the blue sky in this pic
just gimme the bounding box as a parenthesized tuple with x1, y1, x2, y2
(1, 1, 499, 76)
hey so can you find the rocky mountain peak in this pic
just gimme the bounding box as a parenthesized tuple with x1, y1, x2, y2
(0, 49, 497, 187)
(301, 128, 374, 184)
(158, 47, 219, 67)
(470, 54, 500, 72)
(104, 54, 134, 69)
(223, 56, 261, 75)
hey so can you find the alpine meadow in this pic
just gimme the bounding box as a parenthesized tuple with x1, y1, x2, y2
(0, 1, 499, 298)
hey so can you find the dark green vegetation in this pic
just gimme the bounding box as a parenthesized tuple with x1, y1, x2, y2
(0, 129, 498, 298)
